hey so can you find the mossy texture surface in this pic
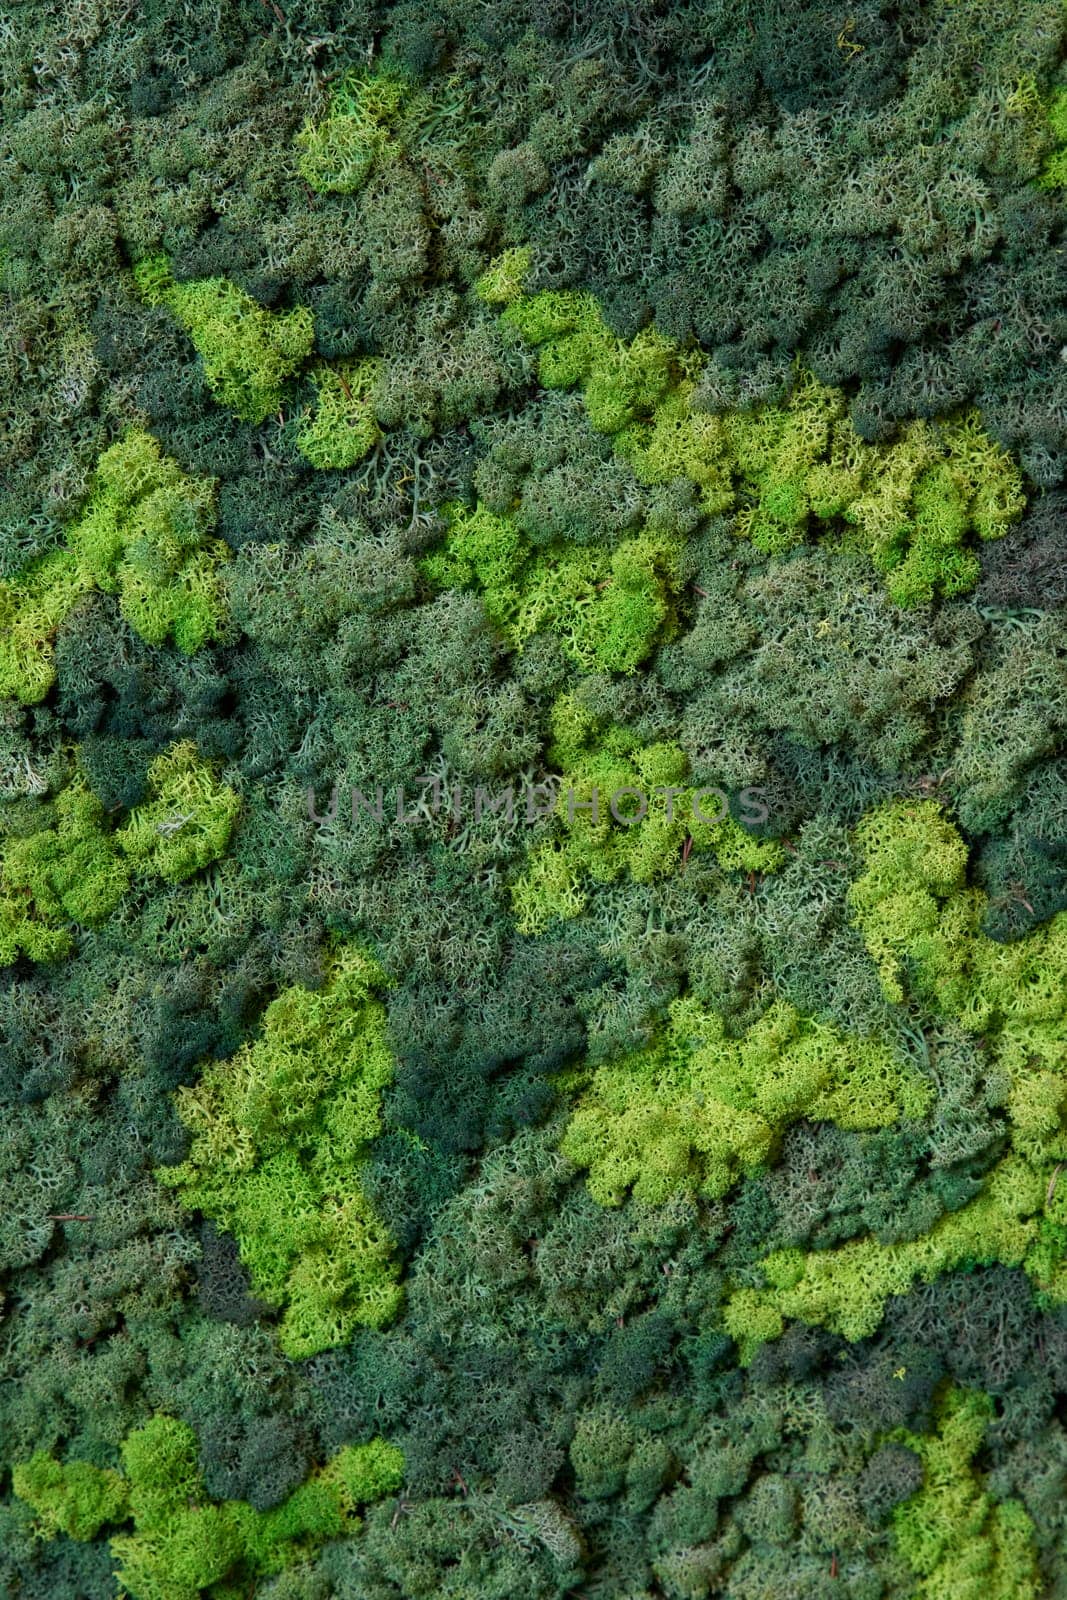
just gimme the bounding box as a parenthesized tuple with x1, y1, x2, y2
(1, 3, 1066, 1597)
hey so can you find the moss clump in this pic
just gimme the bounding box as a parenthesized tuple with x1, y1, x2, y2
(422, 501, 688, 675)
(0, 429, 227, 705)
(13, 1416, 404, 1600)
(512, 697, 783, 935)
(0, 744, 239, 965)
(295, 69, 411, 195)
(561, 993, 931, 1207)
(115, 741, 242, 885)
(890, 1386, 1042, 1600)
(500, 282, 1025, 606)
(723, 802, 1067, 1360)
(296, 359, 382, 469)
(135, 257, 314, 424)
(158, 946, 402, 1358)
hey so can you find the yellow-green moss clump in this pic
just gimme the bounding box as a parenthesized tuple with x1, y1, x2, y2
(498, 280, 1024, 607)
(13, 1413, 403, 1600)
(512, 695, 783, 934)
(296, 358, 382, 469)
(560, 993, 931, 1207)
(295, 68, 411, 194)
(1037, 87, 1067, 187)
(890, 1386, 1042, 1600)
(0, 429, 228, 705)
(158, 945, 403, 1358)
(723, 800, 1067, 1361)
(135, 256, 315, 424)
(422, 501, 689, 676)
(849, 800, 1067, 1169)
(0, 743, 241, 965)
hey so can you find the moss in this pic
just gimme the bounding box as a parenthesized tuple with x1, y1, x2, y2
(0, 429, 227, 706)
(0, 743, 238, 965)
(474, 245, 533, 307)
(722, 800, 1067, 1361)
(11, 1454, 129, 1543)
(296, 359, 382, 469)
(724, 1158, 1042, 1359)
(511, 701, 783, 935)
(501, 289, 1025, 606)
(849, 799, 1067, 1151)
(422, 501, 689, 674)
(890, 1386, 1042, 1600)
(561, 993, 931, 1207)
(115, 741, 242, 885)
(135, 257, 315, 424)
(0, 550, 89, 706)
(13, 1417, 403, 1600)
(158, 946, 402, 1358)
(295, 69, 411, 196)
(2, 13, 1066, 1597)
(1037, 87, 1067, 187)
(1, 776, 129, 955)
